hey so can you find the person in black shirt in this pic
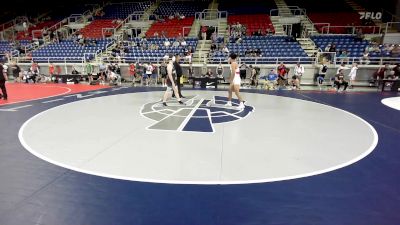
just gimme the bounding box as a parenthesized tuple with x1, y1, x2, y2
(205, 68, 214, 77)
(0, 63, 8, 100)
(334, 72, 348, 92)
(162, 54, 185, 106)
(12, 63, 22, 82)
(172, 54, 185, 98)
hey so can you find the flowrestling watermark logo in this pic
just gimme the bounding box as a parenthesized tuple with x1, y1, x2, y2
(140, 95, 254, 133)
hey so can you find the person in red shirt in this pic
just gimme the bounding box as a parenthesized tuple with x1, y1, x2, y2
(49, 63, 55, 75)
(129, 63, 136, 84)
(201, 26, 207, 40)
(277, 62, 289, 88)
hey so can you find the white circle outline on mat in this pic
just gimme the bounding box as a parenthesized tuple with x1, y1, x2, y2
(381, 97, 400, 111)
(18, 92, 379, 185)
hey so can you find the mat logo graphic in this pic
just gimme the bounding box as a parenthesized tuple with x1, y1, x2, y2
(140, 95, 254, 132)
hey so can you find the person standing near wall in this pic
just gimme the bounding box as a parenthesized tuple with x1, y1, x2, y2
(0, 63, 8, 100)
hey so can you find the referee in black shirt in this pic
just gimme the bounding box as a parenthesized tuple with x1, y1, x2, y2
(172, 54, 185, 98)
(0, 63, 8, 100)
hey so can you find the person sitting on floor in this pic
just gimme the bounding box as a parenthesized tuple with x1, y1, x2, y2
(334, 71, 349, 92)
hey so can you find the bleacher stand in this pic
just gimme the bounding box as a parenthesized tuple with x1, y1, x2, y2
(122, 37, 198, 63)
(311, 35, 369, 63)
(97, 2, 152, 19)
(16, 21, 58, 40)
(210, 36, 310, 64)
(32, 39, 113, 62)
(146, 17, 195, 38)
(80, 20, 120, 39)
(154, 1, 209, 17)
(284, 0, 376, 34)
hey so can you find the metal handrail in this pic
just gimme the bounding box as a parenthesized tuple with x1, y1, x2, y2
(384, 22, 400, 33)
(320, 25, 382, 34)
(195, 10, 228, 20)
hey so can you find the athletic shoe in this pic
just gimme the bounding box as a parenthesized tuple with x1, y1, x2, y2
(178, 100, 185, 105)
(238, 102, 245, 109)
(162, 102, 168, 106)
(224, 101, 232, 107)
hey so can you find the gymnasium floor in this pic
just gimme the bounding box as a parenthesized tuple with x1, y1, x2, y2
(0, 83, 399, 225)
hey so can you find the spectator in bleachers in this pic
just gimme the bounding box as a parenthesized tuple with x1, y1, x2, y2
(360, 50, 370, 65)
(265, 27, 272, 36)
(383, 44, 393, 52)
(201, 26, 207, 40)
(338, 50, 349, 64)
(324, 44, 331, 52)
(255, 48, 262, 57)
(161, 31, 167, 38)
(355, 28, 364, 42)
(210, 43, 217, 52)
(172, 40, 180, 47)
(391, 44, 400, 57)
(367, 44, 381, 53)
(164, 39, 171, 48)
(253, 29, 263, 36)
(245, 48, 251, 57)
(180, 39, 187, 46)
(153, 32, 159, 38)
(184, 46, 193, 63)
(329, 44, 337, 53)
(177, 33, 184, 42)
(211, 32, 217, 43)
(222, 45, 229, 54)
